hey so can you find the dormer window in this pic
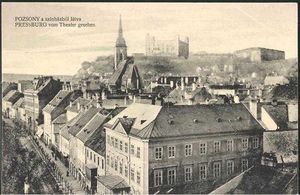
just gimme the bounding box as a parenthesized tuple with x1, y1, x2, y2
(141, 120, 146, 124)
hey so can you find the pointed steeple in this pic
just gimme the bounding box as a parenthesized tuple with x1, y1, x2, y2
(116, 15, 126, 47)
(118, 15, 123, 37)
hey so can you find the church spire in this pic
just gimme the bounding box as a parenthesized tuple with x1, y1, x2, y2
(118, 15, 123, 37)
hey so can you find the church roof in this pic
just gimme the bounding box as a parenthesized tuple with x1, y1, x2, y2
(115, 15, 127, 47)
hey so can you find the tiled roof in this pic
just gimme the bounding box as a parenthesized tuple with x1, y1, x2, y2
(262, 104, 288, 129)
(76, 113, 107, 143)
(263, 130, 298, 163)
(12, 97, 25, 108)
(108, 58, 134, 85)
(96, 175, 130, 190)
(68, 107, 102, 136)
(66, 97, 96, 112)
(210, 165, 295, 194)
(43, 90, 72, 113)
(85, 107, 125, 156)
(60, 112, 84, 140)
(52, 113, 67, 124)
(165, 88, 185, 103)
(102, 98, 133, 108)
(107, 103, 264, 139)
(3, 90, 23, 104)
(85, 125, 106, 156)
(262, 84, 298, 101)
(2, 82, 17, 97)
(108, 60, 128, 85)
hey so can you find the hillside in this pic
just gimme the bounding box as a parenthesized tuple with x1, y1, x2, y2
(74, 54, 298, 81)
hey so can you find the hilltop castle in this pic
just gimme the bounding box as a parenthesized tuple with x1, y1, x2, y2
(145, 33, 189, 59)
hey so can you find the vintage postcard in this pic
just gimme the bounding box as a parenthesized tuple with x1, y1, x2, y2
(1, 2, 298, 194)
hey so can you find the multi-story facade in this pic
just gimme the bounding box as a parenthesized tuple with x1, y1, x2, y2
(23, 76, 62, 132)
(104, 103, 264, 194)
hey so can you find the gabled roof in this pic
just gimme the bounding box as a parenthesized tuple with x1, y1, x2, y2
(66, 97, 96, 113)
(107, 103, 264, 140)
(262, 104, 288, 129)
(68, 107, 102, 136)
(165, 88, 185, 103)
(96, 175, 130, 190)
(85, 107, 125, 156)
(60, 112, 84, 140)
(53, 113, 67, 124)
(108, 58, 134, 85)
(3, 90, 23, 104)
(43, 90, 72, 113)
(76, 113, 107, 143)
(12, 97, 25, 108)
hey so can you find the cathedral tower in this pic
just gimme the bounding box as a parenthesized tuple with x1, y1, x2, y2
(114, 15, 127, 70)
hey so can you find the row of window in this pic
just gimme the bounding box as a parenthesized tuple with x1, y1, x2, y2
(107, 135, 141, 158)
(155, 138, 259, 160)
(86, 149, 104, 169)
(154, 159, 249, 186)
(107, 154, 142, 185)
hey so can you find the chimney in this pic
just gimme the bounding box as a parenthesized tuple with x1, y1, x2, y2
(124, 96, 127, 106)
(181, 80, 185, 91)
(249, 98, 258, 119)
(133, 95, 136, 103)
(70, 101, 73, 107)
(192, 82, 197, 91)
(96, 101, 101, 108)
(101, 91, 107, 100)
(271, 99, 278, 106)
(170, 81, 174, 88)
(77, 102, 80, 110)
(176, 82, 180, 90)
(288, 102, 298, 122)
(234, 95, 240, 103)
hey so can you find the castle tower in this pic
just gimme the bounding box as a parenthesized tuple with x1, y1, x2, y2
(114, 15, 127, 70)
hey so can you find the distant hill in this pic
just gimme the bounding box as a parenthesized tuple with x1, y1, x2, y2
(74, 54, 298, 81)
(2, 73, 74, 83)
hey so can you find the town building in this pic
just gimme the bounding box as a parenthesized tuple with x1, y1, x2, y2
(108, 17, 143, 94)
(108, 57, 143, 94)
(23, 76, 62, 132)
(2, 90, 23, 118)
(17, 80, 34, 93)
(96, 175, 130, 194)
(2, 82, 18, 98)
(104, 103, 264, 194)
(12, 97, 26, 123)
(146, 34, 189, 59)
(233, 47, 285, 63)
(42, 83, 82, 147)
(264, 76, 289, 86)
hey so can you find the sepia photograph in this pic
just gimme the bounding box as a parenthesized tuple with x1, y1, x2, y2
(1, 2, 298, 194)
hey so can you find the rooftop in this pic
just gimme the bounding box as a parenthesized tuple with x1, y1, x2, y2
(43, 90, 72, 113)
(3, 90, 23, 104)
(210, 165, 296, 194)
(96, 175, 130, 190)
(262, 104, 288, 130)
(107, 103, 264, 140)
(68, 107, 102, 137)
(76, 113, 107, 143)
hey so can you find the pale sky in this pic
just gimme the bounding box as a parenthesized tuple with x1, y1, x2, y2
(2, 3, 298, 75)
